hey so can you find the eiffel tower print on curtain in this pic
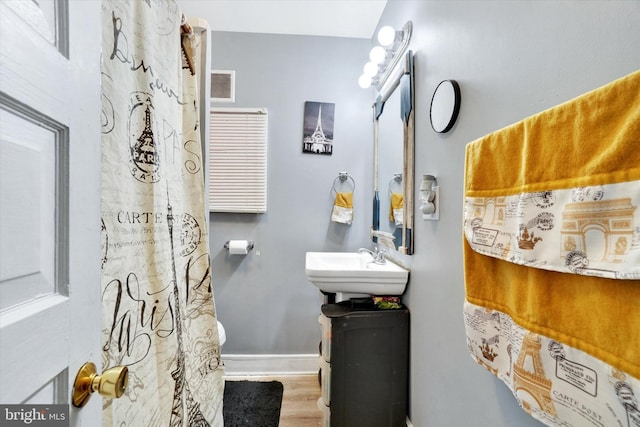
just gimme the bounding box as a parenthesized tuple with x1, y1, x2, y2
(167, 195, 210, 427)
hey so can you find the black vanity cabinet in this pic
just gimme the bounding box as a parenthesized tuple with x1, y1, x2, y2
(319, 300, 409, 427)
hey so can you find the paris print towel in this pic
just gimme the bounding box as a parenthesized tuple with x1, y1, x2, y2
(332, 192, 354, 225)
(462, 70, 640, 427)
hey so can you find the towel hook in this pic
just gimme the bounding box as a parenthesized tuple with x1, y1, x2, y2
(332, 172, 356, 194)
(388, 173, 403, 195)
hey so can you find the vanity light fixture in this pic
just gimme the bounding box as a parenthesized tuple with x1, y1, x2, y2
(363, 61, 378, 77)
(369, 46, 388, 64)
(377, 26, 404, 47)
(358, 21, 413, 91)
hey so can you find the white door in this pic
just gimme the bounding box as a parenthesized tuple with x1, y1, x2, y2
(0, 1, 102, 425)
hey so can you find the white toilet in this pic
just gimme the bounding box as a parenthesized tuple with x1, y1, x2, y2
(216, 320, 226, 347)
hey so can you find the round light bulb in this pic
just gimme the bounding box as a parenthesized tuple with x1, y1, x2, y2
(377, 26, 396, 47)
(363, 61, 378, 77)
(369, 46, 386, 64)
(358, 74, 372, 89)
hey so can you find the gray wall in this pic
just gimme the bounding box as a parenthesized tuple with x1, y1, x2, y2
(208, 32, 373, 354)
(207, 1, 640, 426)
(377, 1, 640, 426)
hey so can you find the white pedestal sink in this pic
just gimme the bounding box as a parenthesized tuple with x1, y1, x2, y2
(305, 251, 409, 297)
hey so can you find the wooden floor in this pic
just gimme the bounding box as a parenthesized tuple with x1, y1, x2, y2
(225, 374, 323, 426)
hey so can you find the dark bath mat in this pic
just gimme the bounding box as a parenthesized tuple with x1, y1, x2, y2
(223, 380, 284, 427)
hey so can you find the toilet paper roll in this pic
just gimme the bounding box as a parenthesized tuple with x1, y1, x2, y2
(228, 240, 249, 255)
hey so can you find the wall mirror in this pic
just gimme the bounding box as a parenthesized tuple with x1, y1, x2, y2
(372, 51, 414, 254)
(430, 79, 461, 133)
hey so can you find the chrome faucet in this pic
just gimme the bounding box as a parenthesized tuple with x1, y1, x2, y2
(358, 247, 387, 264)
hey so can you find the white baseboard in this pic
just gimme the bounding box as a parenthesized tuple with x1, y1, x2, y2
(406, 417, 414, 427)
(221, 354, 319, 376)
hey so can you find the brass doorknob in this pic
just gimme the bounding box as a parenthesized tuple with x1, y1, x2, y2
(72, 362, 128, 408)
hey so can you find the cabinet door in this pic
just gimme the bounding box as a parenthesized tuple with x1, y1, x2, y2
(330, 310, 409, 427)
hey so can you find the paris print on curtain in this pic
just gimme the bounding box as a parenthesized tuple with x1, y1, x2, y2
(100, 1, 224, 425)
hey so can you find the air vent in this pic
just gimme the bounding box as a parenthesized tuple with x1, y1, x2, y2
(210, 70, 235, 103)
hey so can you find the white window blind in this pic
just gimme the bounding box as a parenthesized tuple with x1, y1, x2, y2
(209, 108, 268, 213)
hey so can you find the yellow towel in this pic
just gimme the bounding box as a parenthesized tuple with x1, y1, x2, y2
(465, 71, 640, 198)
(464, 71, 640, 382)
(331, 192, 353, 224)
(464, 242, 640, 378)
(389, 192, 404, 225)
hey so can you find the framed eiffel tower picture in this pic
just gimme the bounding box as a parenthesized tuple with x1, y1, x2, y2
(302, 101, 335, 155)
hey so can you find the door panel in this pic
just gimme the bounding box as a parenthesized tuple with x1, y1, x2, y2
(0, 296, 68, 403)
(0, 1, 70, 124)
(0, 108, 57, 311)
(0, 0, 102, 424)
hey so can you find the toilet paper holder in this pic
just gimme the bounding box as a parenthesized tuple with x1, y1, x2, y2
(224, 240, 254, 252)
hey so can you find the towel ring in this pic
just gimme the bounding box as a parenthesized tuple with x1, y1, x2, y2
(332, 172, 355, 194)
(388, 173, 403, 196)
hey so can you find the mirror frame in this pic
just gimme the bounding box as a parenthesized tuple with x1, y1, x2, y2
(372, 50, 415, 254)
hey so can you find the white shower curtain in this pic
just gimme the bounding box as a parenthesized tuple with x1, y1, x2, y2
(100, 1, 224, 425)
